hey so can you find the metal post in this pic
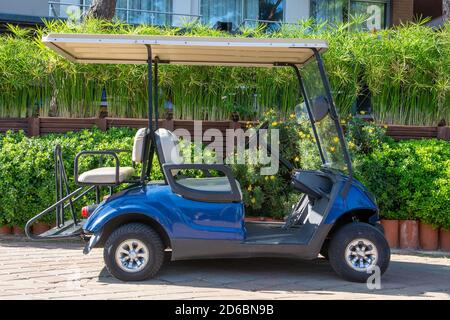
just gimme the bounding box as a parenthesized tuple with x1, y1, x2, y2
(154, 56, 159, 129)
(54, 146, 61, 227)
(139, 45, 154, 184)
(147, 45, 153, 131)
(95, 186, 100, 204)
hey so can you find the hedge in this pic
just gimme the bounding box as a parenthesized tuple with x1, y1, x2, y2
(0, 18, 448, 125)
(0, 119, 449, 228)
(354, 139, 450, 229)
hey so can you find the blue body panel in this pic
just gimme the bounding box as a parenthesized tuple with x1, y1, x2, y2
(323, 177, 378, 225)
(84, 184, 245, 241)
(83, 174, 378, 242)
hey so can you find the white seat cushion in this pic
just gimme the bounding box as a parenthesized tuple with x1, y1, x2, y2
(132, 128, 147, 163)
(78, 167, 135, 184)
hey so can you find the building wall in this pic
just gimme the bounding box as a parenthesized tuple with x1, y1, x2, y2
(285, 0, 309, 23)
(0, 0, 49, 17)
(392, 0, 414, 25)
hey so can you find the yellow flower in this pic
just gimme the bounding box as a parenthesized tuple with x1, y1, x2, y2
(247, 185, 252, 191)
(270, 175, 275, 180)
(368, 128, 374, 134)
(360, 111, 366, 115)
(333, 136, 339, 143)
(289, 113, 295, 119)
(294, 156, 300, 162)
(330, 146, 336, 152)
(251, 197, 256, 204)
(272, 121, 278, 126)
(383, 125, 388, 129)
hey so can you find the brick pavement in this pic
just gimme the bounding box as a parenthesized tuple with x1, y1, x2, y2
(0, 237, 449, 300)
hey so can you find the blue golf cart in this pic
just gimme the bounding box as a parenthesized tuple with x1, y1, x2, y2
(26, 34, 390, 282)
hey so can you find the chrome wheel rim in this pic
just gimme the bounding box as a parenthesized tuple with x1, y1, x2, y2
(344, 238, 378, 272)
(115, 239, 149, 273)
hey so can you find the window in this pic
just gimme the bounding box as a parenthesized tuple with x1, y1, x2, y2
(83, 0, 172, 25)
(310, 0, 347, 24)
(310, 0, 389, 30)
(201, 0, 285, 30)
(350, 1, 387, 31)
(117, 0, 172, 25)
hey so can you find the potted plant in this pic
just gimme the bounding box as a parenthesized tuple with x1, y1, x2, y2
(0, 215, 11, 235)
(419, 221, 439, 251)
(440, 228, 450, 252)
(380, 213, 399, 248)
(399, 211, 419, 249)
(32, 222, 51, 235)
(12, 225, 24, 235)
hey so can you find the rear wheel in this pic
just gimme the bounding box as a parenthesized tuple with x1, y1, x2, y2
(104, 223, 164, 281)
(328, 222, 390, 282)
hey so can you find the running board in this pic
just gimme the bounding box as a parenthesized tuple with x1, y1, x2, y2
(35, 220, 86, 240)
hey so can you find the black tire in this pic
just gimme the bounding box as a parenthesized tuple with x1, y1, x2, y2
(103, 223, 164, 281)
(328, 222, 390, 283)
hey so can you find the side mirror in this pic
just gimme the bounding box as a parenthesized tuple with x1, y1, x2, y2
(311, 96, 329, 122)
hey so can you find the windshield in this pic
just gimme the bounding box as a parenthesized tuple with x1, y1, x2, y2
(297, 59, 349, 172)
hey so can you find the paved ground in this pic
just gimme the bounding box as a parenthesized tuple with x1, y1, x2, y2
(0, 237, 449, 300)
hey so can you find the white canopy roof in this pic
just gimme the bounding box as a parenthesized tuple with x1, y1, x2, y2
(42, 33, 327, 67)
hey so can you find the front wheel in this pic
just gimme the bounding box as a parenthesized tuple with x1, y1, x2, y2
(104, 223, 164, 281)
(328, 222, 390, 283)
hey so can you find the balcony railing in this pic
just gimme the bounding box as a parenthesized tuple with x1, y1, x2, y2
(48, 1, 201, 26)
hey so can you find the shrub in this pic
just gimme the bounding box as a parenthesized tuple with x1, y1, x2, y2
(0, 128, 136, 227)
(354, 139, 450, 228)
(1, 124, 448, 228)
(346, 117, 393, 156)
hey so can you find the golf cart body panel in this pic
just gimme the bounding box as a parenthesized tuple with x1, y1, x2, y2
(322, 176, 378, 225)
(83, 166, 377, 260)
(84, 184, 245, 241)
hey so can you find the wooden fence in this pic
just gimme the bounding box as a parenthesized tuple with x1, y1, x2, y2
(0, 117, 449, 142)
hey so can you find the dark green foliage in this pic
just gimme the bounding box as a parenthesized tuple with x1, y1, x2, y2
(0, 18, 448, 125)
(354, 140, 450, 228)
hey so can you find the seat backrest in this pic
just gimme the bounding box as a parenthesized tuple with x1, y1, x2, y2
(132, 128, 147, 163)
(154, 128, 184, 166)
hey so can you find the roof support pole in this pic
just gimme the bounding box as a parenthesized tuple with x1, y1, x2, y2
(139, 45, 154, 184)
(146, 45, 153, 131)
(153, 56, 159, 129)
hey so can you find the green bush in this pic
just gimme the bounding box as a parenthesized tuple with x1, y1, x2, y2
(1, 123, 448, 228)
(346, 117, 394, 156)
(354, 139, 450, 228)
(0, 128, 136, 227)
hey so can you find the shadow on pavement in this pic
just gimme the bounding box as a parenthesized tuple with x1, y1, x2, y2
(97, 257, 450, 298)
(0, 237, 83, 250)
